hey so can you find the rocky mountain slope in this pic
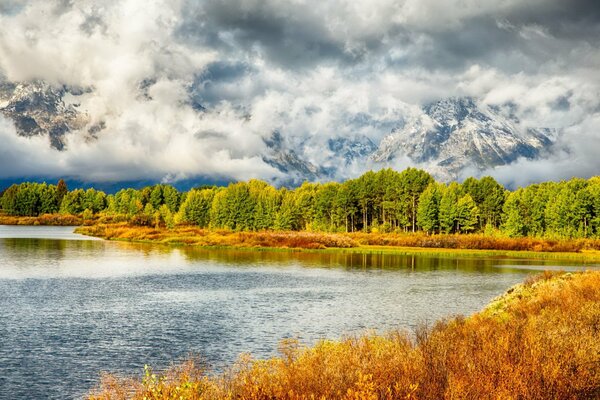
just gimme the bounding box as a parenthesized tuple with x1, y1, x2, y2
(0, 81, 89, 150)
(372, 97, 554, 180)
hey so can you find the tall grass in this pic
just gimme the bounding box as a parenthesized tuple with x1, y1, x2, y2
(0, 213, 83, 226)
(76, 222, 600, 254)
(89, 271, 600, 400)
(348, 231, 600, 252)
(76, 223, 358, 249)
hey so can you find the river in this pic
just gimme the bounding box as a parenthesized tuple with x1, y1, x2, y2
(0, 225, 595, 399)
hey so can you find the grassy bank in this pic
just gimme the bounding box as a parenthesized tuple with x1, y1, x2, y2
(75, 223, 358, 249)
(0, 213, 83, 226)
(73, 222, 600, 262)
(88, 271, 600, 399)
(4, 213, 600, 260)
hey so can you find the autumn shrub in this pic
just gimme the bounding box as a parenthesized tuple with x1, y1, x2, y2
(129, 214, 153, 227)
(89, 271, 600, 400)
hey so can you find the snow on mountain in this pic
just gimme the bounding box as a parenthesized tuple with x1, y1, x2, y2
(0, 80, 90, 150)
(0, 79, 555, 184)
(372, 97, 554, 180)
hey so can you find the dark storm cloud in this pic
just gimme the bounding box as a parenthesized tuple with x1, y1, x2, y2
(191, 60, 257, 106)
(505, 0, 600, 40)
(175, 0, 600, 75)
(180, 0, 360, 67)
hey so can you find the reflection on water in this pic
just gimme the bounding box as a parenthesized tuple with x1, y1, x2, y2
(0, 226, 595, 399)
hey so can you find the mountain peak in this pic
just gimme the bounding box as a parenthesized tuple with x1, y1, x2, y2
(372, 97, 554, 181)
(0, 80, 88, 150)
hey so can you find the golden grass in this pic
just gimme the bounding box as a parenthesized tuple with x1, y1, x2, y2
(348, 231, 600, 253)
(4, 210, 600, 253)
(89, 271, 600, 400)
(74, 223, 600, 262)
(0, 213, 83, 226)
(75, 223, 359, 249)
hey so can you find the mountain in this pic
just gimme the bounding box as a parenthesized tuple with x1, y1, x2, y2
(372, 97, 554, 180)
(0, 79, 555, 184)
(262, 131, 323, 184)
(0, 81, 91, 150)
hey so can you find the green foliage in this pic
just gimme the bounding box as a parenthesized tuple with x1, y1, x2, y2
(502, 189, 526, 237)
(456, 194, 480, 233)
(1, 185, 19, 215)
(56, 179, 68, 206)
(178, 189, 214, 228)
(162, 185, 180, 213)
(417, 183, 441, 234)
(210, 182, 256, 231)
(60, 189, 85, 214)
(439, 183, 461, 234)
(3, 172, 600, 239)
(159, 204, 175, 229)
(275, 189, 301, 230)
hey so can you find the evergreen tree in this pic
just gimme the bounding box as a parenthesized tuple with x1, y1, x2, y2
(1, 185, 18, 215)
(60, 189, 85, 214)
(39, 184, 59, 214)
(56, 179, 68, 207)
(398, 168, 434, 232)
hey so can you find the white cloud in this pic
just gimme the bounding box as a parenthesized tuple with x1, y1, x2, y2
(0, 0, 599, 186)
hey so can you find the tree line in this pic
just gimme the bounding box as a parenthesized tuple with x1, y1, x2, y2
(2, 169, 600, 239)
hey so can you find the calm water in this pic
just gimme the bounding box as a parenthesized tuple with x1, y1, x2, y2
(0, 226, 596, 399)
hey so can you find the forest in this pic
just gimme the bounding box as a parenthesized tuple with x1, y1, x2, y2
(1, 168, 600, 239)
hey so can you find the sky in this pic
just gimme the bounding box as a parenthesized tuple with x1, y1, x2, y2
(0, 0, 599, 187)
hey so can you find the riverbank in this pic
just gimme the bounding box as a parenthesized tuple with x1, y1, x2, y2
(0, 213, 83, 226)
(74, 222, 600, 262)
(3, 213, 600, 261)
(88, 270, 600, 399)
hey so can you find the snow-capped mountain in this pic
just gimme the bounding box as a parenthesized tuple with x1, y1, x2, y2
(0, 78, 555, 184)
(372, 97, 554, 180)
(0, 81, 89, 150)
(262, 131, 323, 184)
(327, 136, 377, 165)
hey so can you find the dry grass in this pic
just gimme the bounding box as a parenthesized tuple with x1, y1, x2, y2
(75, 223, 359, 249)
(0, 213, 83, 226)
(348, 232, 600, 253)
(75, 222, 600, 254)
(88, 271, 600, 400)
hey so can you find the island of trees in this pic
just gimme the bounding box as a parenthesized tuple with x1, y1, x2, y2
(2, 168, 599, 241)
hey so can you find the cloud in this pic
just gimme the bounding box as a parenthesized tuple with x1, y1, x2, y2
(0, 0, 599, 186)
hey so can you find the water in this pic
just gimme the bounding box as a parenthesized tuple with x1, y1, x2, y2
(0, 226, 595, 399)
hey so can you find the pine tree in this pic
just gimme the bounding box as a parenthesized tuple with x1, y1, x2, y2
(56, 179, 68, 208)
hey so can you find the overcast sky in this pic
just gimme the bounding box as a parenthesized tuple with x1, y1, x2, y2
(0, 0, 599, 187)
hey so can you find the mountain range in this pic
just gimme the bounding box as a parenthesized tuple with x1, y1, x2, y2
(0, 80, 556, 185)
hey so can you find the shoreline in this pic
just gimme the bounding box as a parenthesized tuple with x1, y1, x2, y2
(74, 222, 600, 262)
(3, 214, 600, 262)
(88, 271, 600, 399)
